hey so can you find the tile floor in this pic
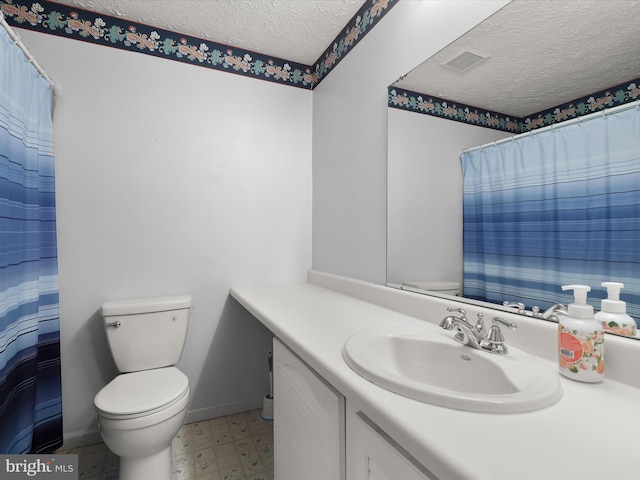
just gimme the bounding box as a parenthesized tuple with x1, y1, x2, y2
(60, 409, 274, 480)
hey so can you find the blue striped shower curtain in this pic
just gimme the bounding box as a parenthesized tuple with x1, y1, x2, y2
(462, 106, 640, 325)
(0, 26, 62, 453)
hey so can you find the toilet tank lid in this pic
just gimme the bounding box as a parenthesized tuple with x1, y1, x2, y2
(101, 294, 192, 316)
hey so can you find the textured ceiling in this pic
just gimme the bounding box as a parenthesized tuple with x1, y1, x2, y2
(44, 0, 640, 116)
(394, 0, 640, 118)
(51, 0, 367, 65)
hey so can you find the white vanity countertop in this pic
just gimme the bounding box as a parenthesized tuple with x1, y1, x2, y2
(230, 273, 640, 480)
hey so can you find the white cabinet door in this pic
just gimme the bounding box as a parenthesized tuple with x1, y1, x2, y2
(274, 338, 345, 480)
(347, 407, 437, 480)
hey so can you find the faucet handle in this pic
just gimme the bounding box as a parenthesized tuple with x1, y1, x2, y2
(446, 307, 467, 320)
(487, 317, 517, 355)
(488, 324, 505, 344)
(502, 301, 526, 314)
(492, 317, 517, 330)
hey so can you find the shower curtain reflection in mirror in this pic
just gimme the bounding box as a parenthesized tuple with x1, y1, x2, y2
(462, 106, 640, 327)
(0, 25, 62, 452)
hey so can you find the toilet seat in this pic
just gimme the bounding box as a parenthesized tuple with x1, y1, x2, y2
(95, 367, 189, 420)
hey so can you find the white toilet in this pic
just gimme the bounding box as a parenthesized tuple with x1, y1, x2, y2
(94, 295, 192, 480)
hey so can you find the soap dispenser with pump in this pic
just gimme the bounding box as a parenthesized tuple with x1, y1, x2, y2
(595, 282, 637, 337)
(558, 285, 604, 383)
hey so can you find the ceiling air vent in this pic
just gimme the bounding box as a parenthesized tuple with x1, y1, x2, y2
(442, 50, 489, 72)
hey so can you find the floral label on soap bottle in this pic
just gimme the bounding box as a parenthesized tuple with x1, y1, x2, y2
(559, 331, 583, 362)
(602, 320, 637, 337)
(558, 324, 605, 382)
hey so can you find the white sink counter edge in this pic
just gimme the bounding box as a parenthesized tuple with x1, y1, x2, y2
(230, 270, 640, 480)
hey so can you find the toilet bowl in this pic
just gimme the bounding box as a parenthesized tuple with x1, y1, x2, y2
(96, 368, 189, 480)
(94, 295, 192, 480)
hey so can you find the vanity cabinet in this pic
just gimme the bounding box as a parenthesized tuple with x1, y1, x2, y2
(273, 337, 434, 480)
(346, 405, 436, 480)
(232, 278, 640, 480)
(273, 338, 346, 479)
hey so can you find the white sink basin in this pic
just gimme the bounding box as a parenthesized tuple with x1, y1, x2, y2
(343, 326, 562, 413)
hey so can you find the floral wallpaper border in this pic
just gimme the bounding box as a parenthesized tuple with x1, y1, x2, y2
(388, 87, 521, 133)
(389, 77, 640, 133)
(521, 78, 640, 132)
(313, 0, 395, 87)
(1, 0, 397, 90)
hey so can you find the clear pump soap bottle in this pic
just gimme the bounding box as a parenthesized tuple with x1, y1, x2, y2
(595, 282, 637, 338)
(558, 285, 605, 383)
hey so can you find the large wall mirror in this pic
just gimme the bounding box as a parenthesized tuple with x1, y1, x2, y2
(387, 0, 640, 339)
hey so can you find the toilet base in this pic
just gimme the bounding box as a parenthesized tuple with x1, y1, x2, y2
(119, 444, 173, 480)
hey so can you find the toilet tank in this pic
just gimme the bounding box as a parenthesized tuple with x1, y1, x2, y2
(101, 295, 192, 373)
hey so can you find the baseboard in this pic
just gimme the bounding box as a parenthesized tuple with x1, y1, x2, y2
(60, 429, 103, 451)
(184, 397, 264, 424)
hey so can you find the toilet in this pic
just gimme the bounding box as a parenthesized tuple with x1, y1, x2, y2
(94, 295, 192, 480)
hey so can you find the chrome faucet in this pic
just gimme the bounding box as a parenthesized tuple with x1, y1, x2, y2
(502, 301, 526, 314)
(440, 307, 517, 354)
(538, 303, 568, 321)
(439, 307, 468, 329)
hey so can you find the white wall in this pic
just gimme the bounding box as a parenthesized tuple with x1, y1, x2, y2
(387, 109, 509, 287)
(19, 30, 312, 447)
(312, 0, 509, 284)
(15, 0, 510, 447)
